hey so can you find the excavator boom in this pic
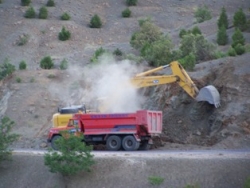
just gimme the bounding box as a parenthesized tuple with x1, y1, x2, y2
(131, 61, 220, 108)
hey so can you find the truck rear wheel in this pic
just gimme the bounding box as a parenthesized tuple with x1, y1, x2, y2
(122, 135, 140, 151)
(106, 135, 122, 151)
(51, 135, 62, 150)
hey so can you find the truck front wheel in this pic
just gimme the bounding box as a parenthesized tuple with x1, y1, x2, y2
(106, 135, 122, 151)
(122, 135, 140, 151)
(51, 135, 62, 150)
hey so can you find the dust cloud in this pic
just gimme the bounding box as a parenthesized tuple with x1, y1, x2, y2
(49, 54, 146, 113)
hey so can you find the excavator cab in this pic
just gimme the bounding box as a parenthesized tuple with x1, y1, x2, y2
(130, 61, 220, 108)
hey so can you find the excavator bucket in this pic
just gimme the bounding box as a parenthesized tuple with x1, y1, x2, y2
(196, 85, 221, 108)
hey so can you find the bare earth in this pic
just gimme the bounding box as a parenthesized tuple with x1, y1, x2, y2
(0, 0, 250, 187)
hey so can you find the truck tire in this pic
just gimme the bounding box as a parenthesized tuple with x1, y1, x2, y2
(122, 135, 140, 151)
(106, 135, 122, 151)
(138, 141, 150, 150)
(51, 135, 62, 150)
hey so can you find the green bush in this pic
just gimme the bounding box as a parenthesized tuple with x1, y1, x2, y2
(90, 47, 106, 63)
(24, 6, 36, 18)
(234, 43, 245, 55)
(0, 117, 19, 164)
(218, 7, 228, 29)
(217, 25, 228, 45)
(113, 48, 123, 56)
(233, 8, 247, 31)
(40, 56, 54, 69)
(60, 59, 68, 70)
(89, 14, 102, 28)
(191, 26, 202, 35)
(122, 8, 131, 18)
(213, 51, 227, 59)
(244, 176, 250, 188)
(179, 53, 196, 70)
(0, 58, 15, 80)
(16, 34, 29, 46)
(44, 133, 95, 176)
(61, 12, 71, 20)
(19, 60, 27, 70)
(58, 26, 71, 41)
(126, 0, 137, 6)
(179, 29, 188, 38)
(16, 77, 22, 83)
(46, 0, 55, 7)
(21, 0, 31, 6)
(227, 47, 237, 56)
(232, 28, 245, 48)
(0, 0, 2, 4)
(39, 6, 48, 19)
(148, 176, 164, 185)
(194, 5, 212, 23)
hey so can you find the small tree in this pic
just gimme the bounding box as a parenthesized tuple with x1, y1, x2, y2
(24, 6, 36, 18)
(232, 28, 245, 48)
(89, 14, 102, 28)
(46, 0, 55, 7)
(122, 8, 131, 18)
(40, 56, 54, 69)
(90, 47, 106, 62)
(19, 60, 27, 70)
(227, 47, 237, 56)
(0, 117, 19, 164)
(217, 7, 228, 29)
(39, 6, 48, 19)
(234, 43, 245, 55)
(179, 53, 196, 71)
(21, 0, 31, 6)
(61, 12, 71, 20)
(113, 48, 123, 56)
(60, 59, 68, 70)
(126, 0, 137, 6)
(194, 5, 212, 23)
(0, 58, 15, 80)
(191, 26, 202, 35)
(44, 133, 95, 176)
(233, 8, 247, 31)
(58, 26, 71, 41)
(217, 25, 228, 45)
(179, 29, 188, 38)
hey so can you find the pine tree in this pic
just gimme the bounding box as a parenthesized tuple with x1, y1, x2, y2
(217, 7, 228, 29)
(233, 8, 247, 31)
(232, 28, 245, 48)
(217, 25, 228, 45)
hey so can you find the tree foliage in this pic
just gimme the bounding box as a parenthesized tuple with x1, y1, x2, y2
(122, 8, 131, 18)
(58, 26, 71, 41)
(21, 0, 31, 6)
(227, 47, 237, 56)
(46, 0, 55, 7)
(39, 6, 48, 19)
(44, 133, 95, 176)
(40, 56, 54, 69)
(0, 117, 19, 164)
(217, 7, 228, 29)
(126, 0, 137, 6)
(89, 14, 102, 28)
(194, 5, 212, 23)
(234, 43, 245, 55)
(178, 53, 196, 71)
(233, 8, 247, 31)
(217, 25, 228, 45)
(0, 58, 15, 80)
(61, 12, 71, 20)
(232, 28, 245, 48)
(24, 6, 36, 18)
(19, 60, 27, 70)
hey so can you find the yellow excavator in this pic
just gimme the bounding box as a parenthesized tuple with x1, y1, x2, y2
(130, 61, 220, 108)
(52, 61, 220, 127)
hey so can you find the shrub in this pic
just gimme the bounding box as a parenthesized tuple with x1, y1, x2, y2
(90, 47, 106, 62)
(39, 6, 48, 19)
(61, 12, 70, 20)
(58, 26, 71, 41)
(232, 28, 245, 48)
(16, 77, 22, 83)
(233, 8, 247, 31)
(179, 53, 196, 70)
(217, 7, 228, 29)
(21, 0, 31, 6)
(0, 117, 19, 164)
(213, 51, 227, 59)
(217, 25, 228, 45)
(113, 48, 123, 56)
(234, 43, 245, 55)
(89, 14, 102, 28)
(148, 176, 164, 185)
(191, 26, 202, 35)
(179, 29, 188, 38)
(0, 0, 2, 4)
(126, 0, 137, 6)
(227, 47, 237, 56)
(16, 34, 29, 46)
(44, 133, 95, 176)
(60, 59, 68, 70)
(122, 8, 131, 18)
(40, 56, 54, 69)
(194, 5, 212, 23)
(19, 60, 27, 70)
(46, 0, 55, 7)
(0, 58, 15, 80)
(244, 176, 250, 188)
(24, 6, 36, 18)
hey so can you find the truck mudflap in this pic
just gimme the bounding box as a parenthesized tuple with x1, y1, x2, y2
(148, 138, 153, 145)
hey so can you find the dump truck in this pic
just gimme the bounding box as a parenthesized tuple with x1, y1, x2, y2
(48, 110, 162, 151)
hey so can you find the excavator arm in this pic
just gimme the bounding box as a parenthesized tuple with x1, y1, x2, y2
(130, 61, 220, 107)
